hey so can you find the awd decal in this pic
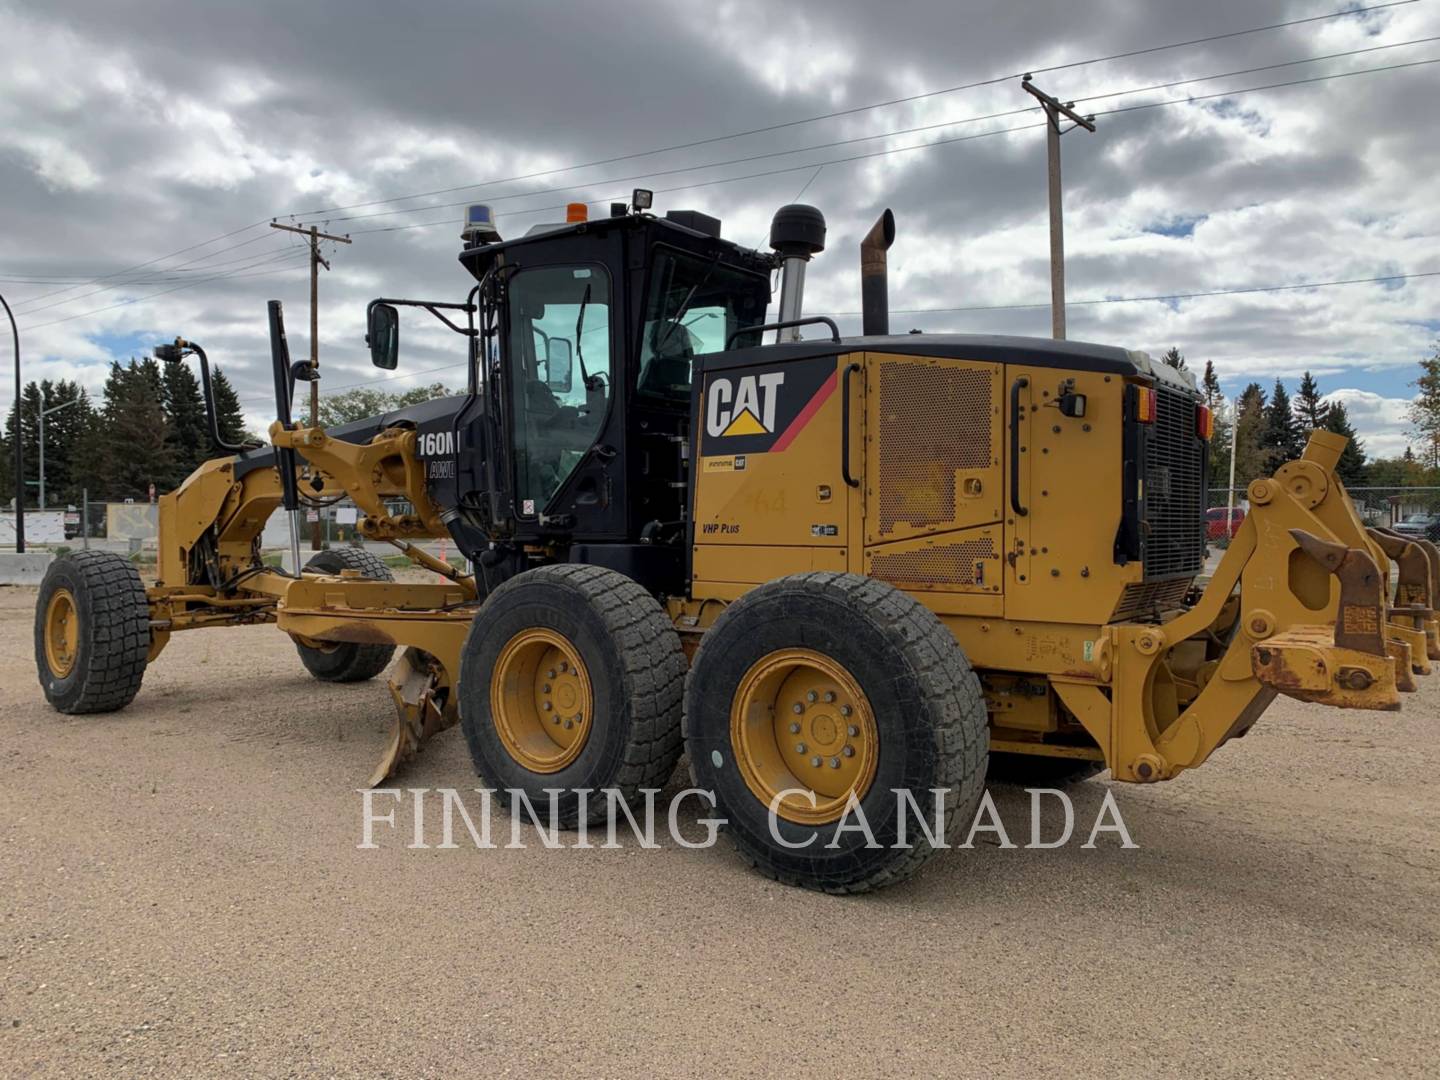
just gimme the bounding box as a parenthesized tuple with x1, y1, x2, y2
(699, 356, 838, 457)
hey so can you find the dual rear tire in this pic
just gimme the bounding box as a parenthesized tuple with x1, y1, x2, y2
(459, 568, 988, 892)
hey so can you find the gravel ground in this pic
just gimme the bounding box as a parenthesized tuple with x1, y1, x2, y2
(2, 582, 1437, 1078)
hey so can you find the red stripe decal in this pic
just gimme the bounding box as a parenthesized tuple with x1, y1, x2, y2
(769, 370, 838, 453)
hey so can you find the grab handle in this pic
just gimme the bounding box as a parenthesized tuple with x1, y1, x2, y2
(842, 362, 861, 488)
(1009, 375, 1029, 517)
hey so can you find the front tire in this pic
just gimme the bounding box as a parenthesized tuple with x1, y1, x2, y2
(35, 551, 150, 713)
(458, 565, 686, 828)
(294, 547, 397, 682)
(685, 572, 988, 893)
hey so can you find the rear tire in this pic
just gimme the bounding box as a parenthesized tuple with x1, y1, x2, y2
(35, 551, 150, 713)
(685, 572, 988, 894)
(294, 547, 396, 682)
(458, 565, 686, 828)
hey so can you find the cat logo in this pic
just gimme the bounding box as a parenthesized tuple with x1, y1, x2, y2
(706, 372, 785, 437)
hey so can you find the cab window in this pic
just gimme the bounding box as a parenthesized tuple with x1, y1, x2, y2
(637, 248, 768, 402)
(506, 264, 612, 514)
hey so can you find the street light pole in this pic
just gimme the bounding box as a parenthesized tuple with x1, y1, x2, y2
(38, 396, 78, 510)
(1, 291, 20, 552)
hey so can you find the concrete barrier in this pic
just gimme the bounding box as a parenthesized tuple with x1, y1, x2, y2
(0, 551, 55, 586)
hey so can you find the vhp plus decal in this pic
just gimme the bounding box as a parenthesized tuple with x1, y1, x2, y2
(698, 356, 837, 458)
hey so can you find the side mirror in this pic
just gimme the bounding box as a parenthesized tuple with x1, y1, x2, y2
(366, 303, 399, 370)
(545, 337, 574, 394)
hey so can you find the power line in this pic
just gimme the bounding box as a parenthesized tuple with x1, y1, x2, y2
(11, 243, 306, 316)
(315, 36, 1439, 230)
(15, 1, 1414, 311)
(821, 271, 1440, 317)
(10, 218, 272, 309)
(346, 54, 1440, 240)
(18, 52, 1437, 341)
(241, 270, 1439, 409)
(17, 257, 310, 332)
(283, 0, 1418, 221)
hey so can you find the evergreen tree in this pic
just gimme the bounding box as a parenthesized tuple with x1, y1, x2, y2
(1321, 400, 1367, 487)
(1200, 360, 1222, 409)
(210, 366, 251, 450)
(1262, 379, 1304, 469)
(161, 359, 209, 482)
(1161, 347, 1187, 371)
(1293, 371, 1328, 432)
(1233, 382, 1269, 488)
(1408, 343, 1440, 469)
(99, 360, 173, 499)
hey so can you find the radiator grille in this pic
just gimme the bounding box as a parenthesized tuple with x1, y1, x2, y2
(1111, 578, 1192, 622)
(876, 362, 994, 536)
(871, 538, 998, 587)
(1143, 386, 1205, 579)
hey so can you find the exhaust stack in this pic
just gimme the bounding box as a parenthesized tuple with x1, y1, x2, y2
(769, 204, 826, 342)
(860, 209, 895, 337)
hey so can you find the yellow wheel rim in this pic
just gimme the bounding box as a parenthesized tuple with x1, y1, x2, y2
(490, 628, 593, 773)
(730, 648, 879, 826)
(44, 588, 80, 679)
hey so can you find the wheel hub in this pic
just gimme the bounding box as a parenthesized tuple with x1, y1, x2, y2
(730, 648, 878, 825)
(491, 628, 593, 773)
(44, 588, 79, 679)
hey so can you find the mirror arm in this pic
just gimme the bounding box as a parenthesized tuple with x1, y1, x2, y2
(368, 296, 477, 338)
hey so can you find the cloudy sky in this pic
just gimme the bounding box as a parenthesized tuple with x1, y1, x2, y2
(2, 0, 1436, 455)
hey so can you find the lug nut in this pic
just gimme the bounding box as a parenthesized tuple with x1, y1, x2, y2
(547, 668, 557, 679)
(542, 701, 553, 712)
(842, 745, 855, 758)
(795, 742, 807, 754)
(806, 690, 818, 703)
(847, 725, 859, 737)
(810, 756, 822, 768)
(839, 705, 852, 717)
(559, 661, 569, 673)
(823, 691, 836, 703)
(542, 683, 551, 693)
(564, 720, 573, 729)
(829, 757, 840, 769)
(788, 721, 801, 734)
(792, 703, 804, 714)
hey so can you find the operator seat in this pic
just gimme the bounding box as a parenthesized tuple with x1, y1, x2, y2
(641, 320, 698, 397)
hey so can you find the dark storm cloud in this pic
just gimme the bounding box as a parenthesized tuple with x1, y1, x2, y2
(1, 0, 1436, 447)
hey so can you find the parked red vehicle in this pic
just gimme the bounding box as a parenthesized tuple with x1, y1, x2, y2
(1205, 505, 1245, 540)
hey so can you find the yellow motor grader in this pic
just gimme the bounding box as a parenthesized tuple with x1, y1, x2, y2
(34, 194, 1437, 892)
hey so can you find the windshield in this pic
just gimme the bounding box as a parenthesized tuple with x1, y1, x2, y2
(637, 247, 769, 402)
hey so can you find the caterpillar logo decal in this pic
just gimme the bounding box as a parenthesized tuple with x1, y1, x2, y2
(699, 356, 838, 457)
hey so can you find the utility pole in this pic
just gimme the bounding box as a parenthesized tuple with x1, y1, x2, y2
(1021, 76, 1096, 340)
(2, 291, 21, 552)
(38, 396, 78, 510)
(270, 220, 351, 549)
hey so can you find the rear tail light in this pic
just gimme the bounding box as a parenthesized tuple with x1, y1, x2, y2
(1135, 387, 1157, 423)
(1196, 403, 1214, 440)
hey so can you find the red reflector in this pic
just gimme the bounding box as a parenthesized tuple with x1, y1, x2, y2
(1196, 403, 1214, 439)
